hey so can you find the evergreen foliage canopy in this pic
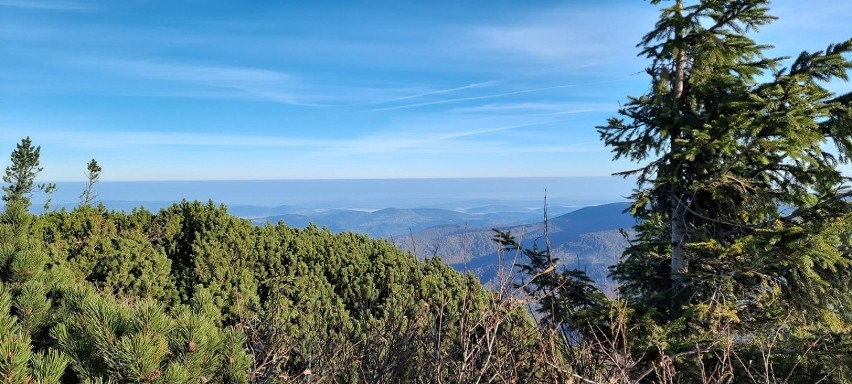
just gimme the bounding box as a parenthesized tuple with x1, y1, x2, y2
(597, 4, 852, 382)
(2, 137, 43, 205)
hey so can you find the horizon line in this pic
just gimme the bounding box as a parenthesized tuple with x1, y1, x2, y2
(37, 175, 631, 183)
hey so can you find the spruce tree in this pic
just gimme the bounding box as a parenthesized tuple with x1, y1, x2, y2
(3, 137, 43, 206)
(493, 229, 605, 335)
(599, 0, 852, 333)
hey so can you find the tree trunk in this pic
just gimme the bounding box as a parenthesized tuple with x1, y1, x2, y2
(670, 0, 688, 286)
(670, 184, 687, 284)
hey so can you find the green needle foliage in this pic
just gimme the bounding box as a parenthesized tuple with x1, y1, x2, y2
(80, 159, 102, 207)
(599, 0, 852, 381)
(5, 1, 850, 378)
(2, 137, 531, 383)
(493, 229, 606, 335)
(0, 283, 35, 384)
(2, 137, 42, 206)
(1, 185, 68, 383)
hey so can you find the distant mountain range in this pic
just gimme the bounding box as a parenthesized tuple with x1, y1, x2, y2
(64, 199, 636, 293)
(391, 202, 637, 293)
(253, 207, 544, 238)
(243, 201, 637, 293)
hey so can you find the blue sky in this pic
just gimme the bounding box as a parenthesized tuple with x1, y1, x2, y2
(1, 0, 850, 181)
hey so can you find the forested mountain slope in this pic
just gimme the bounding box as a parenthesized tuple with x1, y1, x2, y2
(395, 202, 636, 291)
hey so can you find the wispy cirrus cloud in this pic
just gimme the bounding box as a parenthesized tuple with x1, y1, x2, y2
(367, 80, 626, 112)
(457, 3, 655, 69)
(366, 84, 575, 112)
(448, 101, 615, 116)
(360, 80, 499, 106)
(9, 110, 595, 157)
(0, 0, 88, 10)
(94, 59, 292, 84)
(77, 58, 327, 107)
(12, 128, 342, 149)
(471, 25, 596, 61)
